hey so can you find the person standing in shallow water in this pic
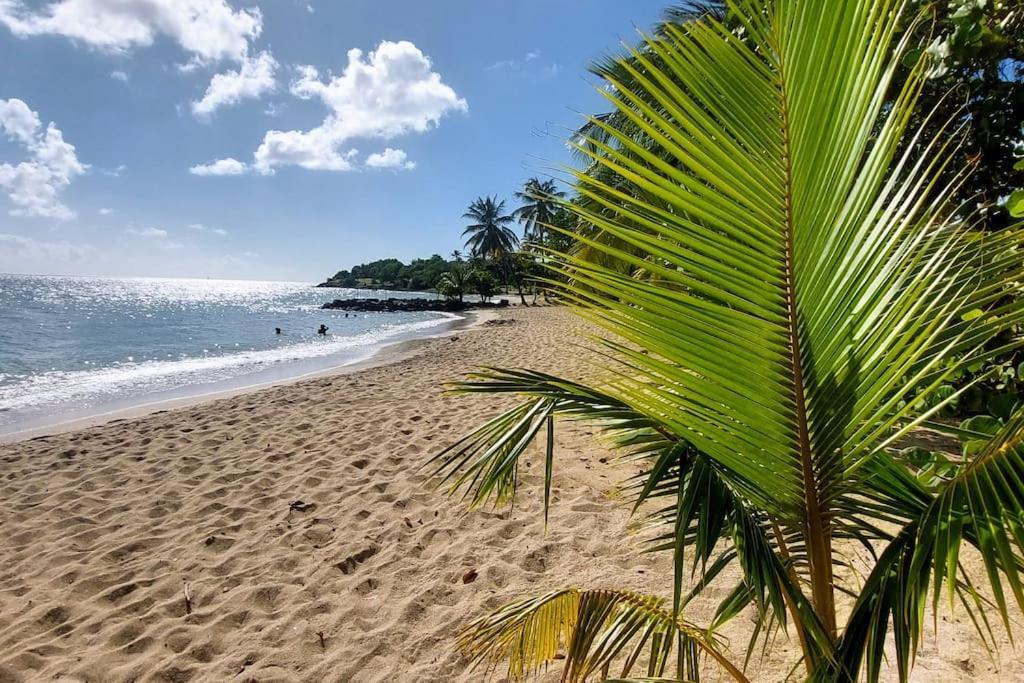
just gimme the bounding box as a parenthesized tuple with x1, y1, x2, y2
(317, 324, 329, 335)
(275, 327, 281, 335)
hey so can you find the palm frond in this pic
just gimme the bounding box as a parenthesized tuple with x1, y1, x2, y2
(545, 0, 1024, 635)
(431, 0, 1024, 678)
(830, 411, 1024, 681)
(913, 410, 1024, 631)
(425, 369, 673, 523)
(458, 587, 749, 683)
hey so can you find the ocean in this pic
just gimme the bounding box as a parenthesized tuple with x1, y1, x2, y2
(0, 274, 458, 436)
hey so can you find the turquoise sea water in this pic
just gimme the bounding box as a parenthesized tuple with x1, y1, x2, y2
(0, 275, 455, 435)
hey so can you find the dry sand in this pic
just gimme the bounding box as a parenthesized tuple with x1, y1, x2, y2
(0, 306, 1021, 682)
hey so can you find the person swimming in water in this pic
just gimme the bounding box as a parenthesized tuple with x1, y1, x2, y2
(317, 324, 329, 335)
(275, 327, 282, 334)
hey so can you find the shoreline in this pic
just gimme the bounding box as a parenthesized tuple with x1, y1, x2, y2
(0, 309, 493, 445)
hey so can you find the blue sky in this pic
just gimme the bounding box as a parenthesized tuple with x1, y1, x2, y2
(0, 0, 668, 281)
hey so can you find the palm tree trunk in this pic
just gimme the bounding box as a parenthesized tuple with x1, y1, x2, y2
(517, 280, 528, 306)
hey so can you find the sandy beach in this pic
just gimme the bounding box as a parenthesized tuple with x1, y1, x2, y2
(0, 306, 1021, 682)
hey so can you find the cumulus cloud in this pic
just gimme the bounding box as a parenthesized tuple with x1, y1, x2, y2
(0, 0, 261, 64)
(99, 207, 113, 215)
(0, 1, 274, 116)
(189, 157, 248, 176)
(0, 97, 39, 143)
(252, 130, 358, 173)
(366, 148, 415, 170)
(194, 41, 466, 175)
(191, 51, 276, 118)
(0, 98, 87, 219)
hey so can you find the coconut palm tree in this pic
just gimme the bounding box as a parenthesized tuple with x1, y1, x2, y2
(462, 196, 519, 261)
(513, 178, 566, 244)
(436, 266, 466, 303)
(428, 1, 1024, 681)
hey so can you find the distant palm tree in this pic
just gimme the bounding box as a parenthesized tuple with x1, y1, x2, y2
(462, 196, 518, 262)
(513, 178, 566, 244)
(449, 249, 464, 263)
(436, 265, 466, 303)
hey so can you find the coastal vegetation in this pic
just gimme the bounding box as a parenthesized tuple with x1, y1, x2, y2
(320, 181, 572, 301)
(428, 0, 1024, 681)
(319, 255, 456, 290)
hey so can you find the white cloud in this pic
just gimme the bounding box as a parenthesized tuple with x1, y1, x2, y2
(191, 41, 466, 175)
(486, 49, 558, 77)
(188, 222, 227, 235)
(306, 4, 314, 13)
(0, 98, 40, 143)
(101, 163, 126, 177)
(191, 51, 276, 118)
(99, 207, 113, 215)
(0, 232, 94, 260)
(189, 157, 248, 176)
(0, 0, 262, 64)
(252, 129, 358, 173)
(125, 227, 167, 238)
(124, 226, 182, 248)
(0, 98, 86, 219)
(0, 1, 274, 117)
(366, 147, 415, 170)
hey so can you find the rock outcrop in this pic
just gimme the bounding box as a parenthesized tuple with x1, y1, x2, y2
(321, 297, 509, 313)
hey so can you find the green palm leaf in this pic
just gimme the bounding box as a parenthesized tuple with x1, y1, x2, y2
(546, 0, 1024, 637)
(426, 368, 673, 524)
(458, 587, 749, 682)
(829, 412, 1024, 681)
(429, 0, 1024, 679)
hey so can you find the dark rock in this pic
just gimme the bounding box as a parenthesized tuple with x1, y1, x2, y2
(321, 297, 509, 313)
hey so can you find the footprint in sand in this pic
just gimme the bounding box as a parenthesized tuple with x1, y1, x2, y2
(336, 546, 378, 575)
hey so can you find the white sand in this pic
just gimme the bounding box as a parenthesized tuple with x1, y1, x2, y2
(0, 306, 1020, 682)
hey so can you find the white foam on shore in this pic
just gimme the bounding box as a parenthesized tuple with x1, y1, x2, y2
(0, 313, 458, 418)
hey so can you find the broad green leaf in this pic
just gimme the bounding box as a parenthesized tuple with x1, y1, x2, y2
(1009, 189, 1024, 218)
(959, 415, 1003, 439)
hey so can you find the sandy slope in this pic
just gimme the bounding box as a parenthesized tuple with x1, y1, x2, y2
(0, 306, 1020, 682)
